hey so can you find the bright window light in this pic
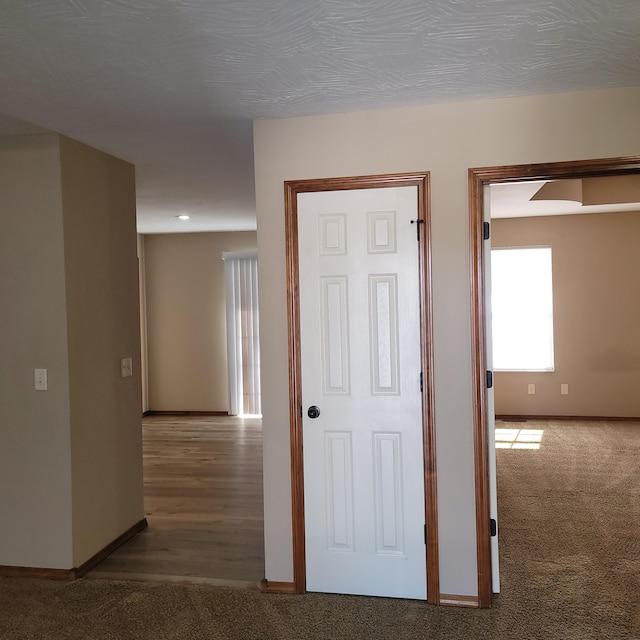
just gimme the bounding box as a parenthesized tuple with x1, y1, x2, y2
(495, 428, 544, 450)
(491, 247, 554, 371)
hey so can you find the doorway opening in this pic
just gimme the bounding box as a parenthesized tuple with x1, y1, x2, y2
(91, 235, 264, 586)
(469, 156, 640, 608)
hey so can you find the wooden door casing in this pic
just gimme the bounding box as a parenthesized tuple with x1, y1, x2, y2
(284, 172, 439, 602)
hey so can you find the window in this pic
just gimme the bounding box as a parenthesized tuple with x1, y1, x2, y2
(490, 247, 554, 371)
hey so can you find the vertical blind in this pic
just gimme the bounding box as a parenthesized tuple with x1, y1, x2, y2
(223, 252, 261, 416)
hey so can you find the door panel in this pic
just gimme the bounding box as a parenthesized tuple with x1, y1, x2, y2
(297, 186, 427, 600)
(484, 187, 500, 593)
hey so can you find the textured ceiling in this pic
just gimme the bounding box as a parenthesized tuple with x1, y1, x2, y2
(0, 0, 639, 232)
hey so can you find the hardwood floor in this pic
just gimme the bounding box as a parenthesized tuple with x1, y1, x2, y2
(89, 415, 264, 586)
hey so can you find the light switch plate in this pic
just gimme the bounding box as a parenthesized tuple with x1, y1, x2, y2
(528, 384, 536, 395)
(120, 357, 133, 378)
(35, 368, 48, 391)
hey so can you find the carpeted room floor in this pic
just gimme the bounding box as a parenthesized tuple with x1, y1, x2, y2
(1, 419, 638, 639)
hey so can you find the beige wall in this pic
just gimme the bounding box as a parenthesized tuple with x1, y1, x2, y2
(144, 231, 257, 412)
(137, 235, 149, 413)
(492, 211, 640, 418)
(60, 136, 144, 566)
(0, 133, 143, 570)
(0, 134, 74, 569)
(253, 87, 640, 597)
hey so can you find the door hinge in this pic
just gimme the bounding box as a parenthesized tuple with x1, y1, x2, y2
(486, 370, 493, 389)
(410, 218, 425, 241)
(300, 405, 303, 418)
(424, 524, 427, 545)
(490, 518, 497, 537)
(420, 371, 424, 393)
(483, 221, 490, 240)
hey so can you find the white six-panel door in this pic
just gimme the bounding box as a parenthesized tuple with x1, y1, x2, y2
(297, 186, 427, 600)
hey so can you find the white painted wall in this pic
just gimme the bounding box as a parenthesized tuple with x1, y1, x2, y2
(253, 86, 640, 597)
(0, 133, 143, 570)
(0, 134, 74, 568)
(60, 136, 143, 566)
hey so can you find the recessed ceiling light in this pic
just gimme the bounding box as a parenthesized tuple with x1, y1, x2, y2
(176, 215, 191, 221)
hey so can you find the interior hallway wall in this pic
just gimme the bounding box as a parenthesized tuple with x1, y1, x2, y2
(0, 133, 143, 570)
(60, 136, 143, 566)
(137, 235, 149, 414)
(0, 134, 73, 569)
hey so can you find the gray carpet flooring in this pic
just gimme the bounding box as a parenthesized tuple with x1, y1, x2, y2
(1, 419, 638, 639)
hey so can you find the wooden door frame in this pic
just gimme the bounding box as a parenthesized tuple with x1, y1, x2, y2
(284, 172, 439, 602)
(469, 155, 640, 608)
